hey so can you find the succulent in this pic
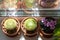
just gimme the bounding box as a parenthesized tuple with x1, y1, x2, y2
(24, 18, 37, 31)
(41, 17, 56, 30)
(4, 19, 17, 30)
(25, 0, 34, 8)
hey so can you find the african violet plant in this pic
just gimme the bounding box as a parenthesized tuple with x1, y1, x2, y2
(40, 17, 56, 33)
(40, 0, 57, 8)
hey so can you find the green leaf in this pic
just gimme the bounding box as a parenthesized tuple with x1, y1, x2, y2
(54, 19, 60, 37)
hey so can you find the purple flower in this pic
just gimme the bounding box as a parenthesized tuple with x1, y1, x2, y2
(41, 17, 56, 30)
(47, 22, 50, 27)
(41, 18, 47, 26)
(41, 18, 46, 22)
(50, 25, 55, 29)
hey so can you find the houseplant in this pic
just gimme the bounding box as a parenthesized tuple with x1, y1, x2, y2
(39, 17, 57, 37)
(22, 0, 35, 14)
(1, 17, 20, 36)
(21, 17, 38, 36)
(38, 0, 58, 8)
(53, 18, 60, 40)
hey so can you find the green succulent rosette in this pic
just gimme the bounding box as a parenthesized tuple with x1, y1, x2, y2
(24, 18, 37, 31)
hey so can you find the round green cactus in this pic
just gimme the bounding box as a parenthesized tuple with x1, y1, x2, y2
(4, 19, 17, 30)
(24, 18, 37, 31)
(25, 0, 34, 8)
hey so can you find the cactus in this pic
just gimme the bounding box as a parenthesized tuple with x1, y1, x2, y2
(24, 18, 37, 31)
(4, 19, 17, 30)
(25, 0, 34, 8)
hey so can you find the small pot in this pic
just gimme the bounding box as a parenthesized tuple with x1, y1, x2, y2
(39, 17, 56, 38)
(38, 0, 58, 8)
(22, 1, 35, 14)
(3, 0, 22, 9)
(1, 17, 20, 37)
(21, 17, 38, 37)
(39, 23, 53, 38)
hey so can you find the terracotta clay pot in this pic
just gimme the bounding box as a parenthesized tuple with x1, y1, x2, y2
(22, 1, 35, 14)
(39, 17, 56, 38)
(1, 17, 20, 37)
(40, 29, 53, 38)
(21, 17, 38, 37)
(38, 0, 58, 8)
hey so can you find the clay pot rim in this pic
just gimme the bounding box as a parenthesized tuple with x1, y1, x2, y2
(24, 10, 34, 14)
(21, 17, 38, 36)
(1, 17, 20, 36)
(40, 30, 53, 36)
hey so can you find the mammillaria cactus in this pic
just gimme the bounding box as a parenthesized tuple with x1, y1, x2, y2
(24, 0, 34, 8)
(1, 17, 20, 36)
(24, 18, 37, 31)
(4, 0, 18, 8)
(4, 19, 17, 30)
